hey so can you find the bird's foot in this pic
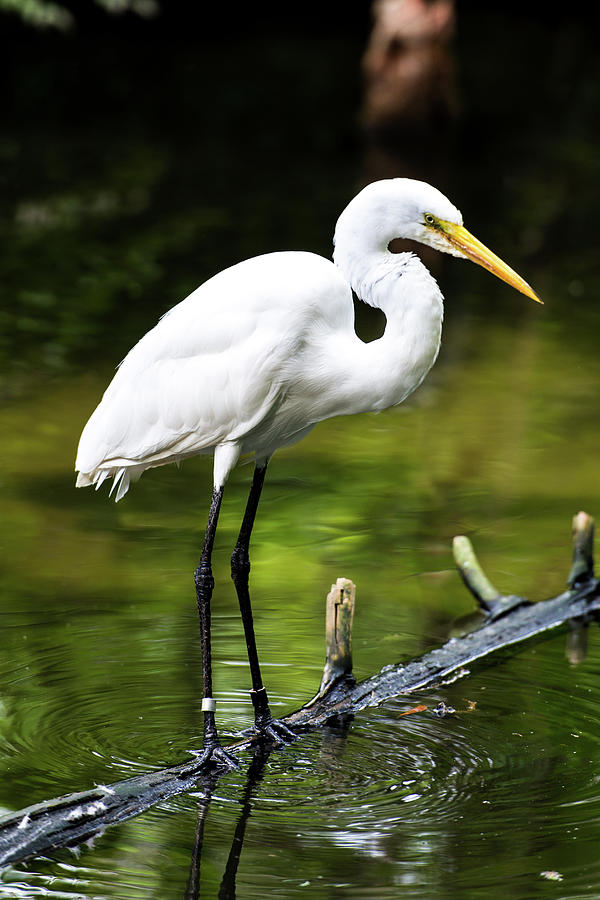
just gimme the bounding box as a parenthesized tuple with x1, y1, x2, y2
(243, 716, 297, 747)
(195, 741, 240, 773)
(256, 717, 297, 747)
(197, 707, 240, 772)
(249, 688, 297, 747)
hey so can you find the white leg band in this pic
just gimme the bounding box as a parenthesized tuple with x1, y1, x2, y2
(201, 698, 217, 712)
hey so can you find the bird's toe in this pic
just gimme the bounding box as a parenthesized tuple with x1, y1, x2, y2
(257, 718, 297, 747)
(196, 743, 240, 772)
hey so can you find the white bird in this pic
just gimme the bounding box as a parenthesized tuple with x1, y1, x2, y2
(76, 178, 541, 767)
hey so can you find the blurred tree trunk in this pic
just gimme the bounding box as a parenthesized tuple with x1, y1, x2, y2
(361, 0, 458, 136)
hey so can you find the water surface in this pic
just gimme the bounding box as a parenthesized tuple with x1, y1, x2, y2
(1, 10, 600, 899)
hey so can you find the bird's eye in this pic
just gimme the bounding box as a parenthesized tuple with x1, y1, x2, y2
(424, 214, 436, 226)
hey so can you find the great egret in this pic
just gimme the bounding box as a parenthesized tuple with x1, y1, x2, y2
(76, 178, 541, 768)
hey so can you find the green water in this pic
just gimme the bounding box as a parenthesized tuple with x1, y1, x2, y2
(1, 9, 600, 898)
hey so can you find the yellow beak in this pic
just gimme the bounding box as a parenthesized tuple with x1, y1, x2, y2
(439, 221, 543, 304)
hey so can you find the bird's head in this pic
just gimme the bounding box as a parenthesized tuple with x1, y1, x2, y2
(335, 178, 542, 304)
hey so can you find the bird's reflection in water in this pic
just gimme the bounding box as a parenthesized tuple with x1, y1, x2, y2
(183, 746, 270, 900)
(183, 771, 219, 900)
(183, 719, 354, 898)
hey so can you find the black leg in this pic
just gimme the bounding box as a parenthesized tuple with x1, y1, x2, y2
(194, 486, 239, 770)
(230, 462, 296, 746)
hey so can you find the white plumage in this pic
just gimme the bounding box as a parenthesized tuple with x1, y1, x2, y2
(76, 181, 446, 498)
(76, 179, 538, 501)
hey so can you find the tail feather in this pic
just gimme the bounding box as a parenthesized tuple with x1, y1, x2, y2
(76, 471, 93, 488)
(109, 468, 130, 502)
(76, 464, 145, 501)
(94, 470, 110, 491)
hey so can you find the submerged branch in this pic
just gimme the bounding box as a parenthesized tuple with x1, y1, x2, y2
(1, 512, 599, 866)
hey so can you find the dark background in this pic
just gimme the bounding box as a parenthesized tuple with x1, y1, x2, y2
(2, 0, 598, 393)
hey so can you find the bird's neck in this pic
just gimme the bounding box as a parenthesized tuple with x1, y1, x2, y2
(333, 239, 444, 327)
(334, 240, 386, 308)
(330, 244, 445, 413)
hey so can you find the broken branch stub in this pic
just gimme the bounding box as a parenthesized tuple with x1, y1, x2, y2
(568, 511, 595, 587)
(319, 578, 356, 693)
(452, 535, 501, 611)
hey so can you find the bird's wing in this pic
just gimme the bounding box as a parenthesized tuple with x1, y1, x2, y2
(75, 251, 352, 480)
